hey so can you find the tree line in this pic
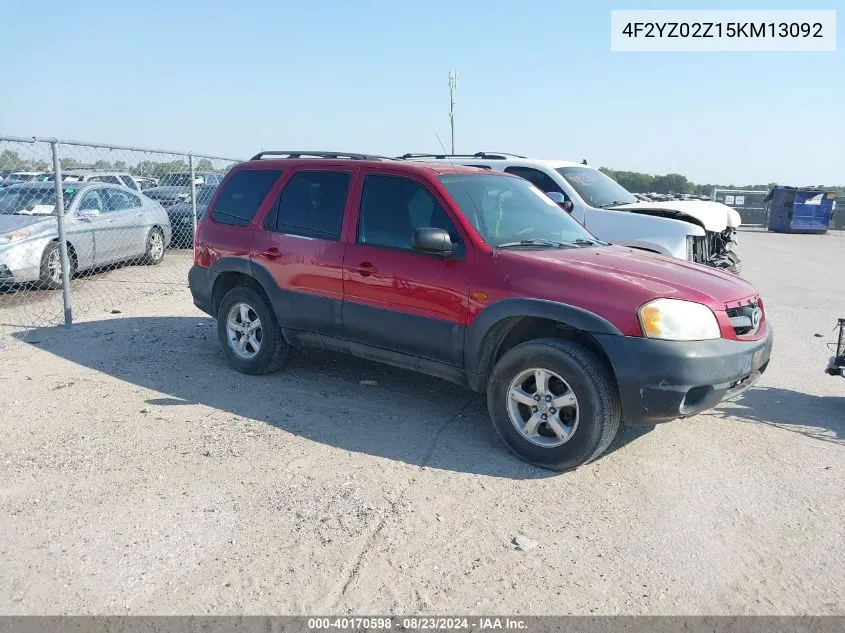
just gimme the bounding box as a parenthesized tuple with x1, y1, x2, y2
(599, 167, 843, 199)
(0, 150, 220, 176)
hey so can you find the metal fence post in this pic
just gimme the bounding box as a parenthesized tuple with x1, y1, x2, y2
(188, 153, 198, 242)
(49, 141, 73, 327)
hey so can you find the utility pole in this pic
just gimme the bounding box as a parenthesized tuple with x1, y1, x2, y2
(448, 70, 458, 154)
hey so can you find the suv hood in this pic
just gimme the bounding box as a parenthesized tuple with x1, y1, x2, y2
(505, 245, 757, 309)
(610, 200, 741, 232)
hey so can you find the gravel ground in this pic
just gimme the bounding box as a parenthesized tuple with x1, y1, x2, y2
(0, 249, 192, 334)
(0, 229, 842, 615)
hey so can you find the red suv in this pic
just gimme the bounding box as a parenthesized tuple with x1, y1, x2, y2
(189, 151, 773, 471)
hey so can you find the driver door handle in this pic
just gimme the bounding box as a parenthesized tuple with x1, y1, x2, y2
(352, 262, 377, 277)
(260, 247, 282, 260)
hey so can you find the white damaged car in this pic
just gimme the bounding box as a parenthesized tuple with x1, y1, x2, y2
(403, 153, 742, 273)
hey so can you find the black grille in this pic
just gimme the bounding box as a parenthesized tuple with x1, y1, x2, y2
(836, 319, 845, 365)
(726, 298, 762, 336)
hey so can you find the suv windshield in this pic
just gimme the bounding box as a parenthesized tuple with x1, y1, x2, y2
(439, 173, 601, 248)
(0, 186, 78, 215)
(555, 167, 637, 208)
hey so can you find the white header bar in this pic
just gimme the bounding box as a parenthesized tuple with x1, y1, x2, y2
(611, 10, 836, 52)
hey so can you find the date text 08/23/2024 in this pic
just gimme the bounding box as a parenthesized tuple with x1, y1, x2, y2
(307, 617, 528, 630)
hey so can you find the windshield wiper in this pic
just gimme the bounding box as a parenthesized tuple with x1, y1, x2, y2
(565, 237, 607, 247)
(598, 201, 633, 209)
(496, 239, 568, 249)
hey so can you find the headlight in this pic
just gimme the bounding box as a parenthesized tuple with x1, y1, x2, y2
(0, 230, 30, 244)
(639, 298, 720, 341)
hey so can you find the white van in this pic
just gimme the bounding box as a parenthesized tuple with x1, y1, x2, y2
(403, 153, 742, 273)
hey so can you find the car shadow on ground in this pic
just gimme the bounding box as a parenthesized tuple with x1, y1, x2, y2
(18, 316, 651, 479)
(713, 385, 843, 445)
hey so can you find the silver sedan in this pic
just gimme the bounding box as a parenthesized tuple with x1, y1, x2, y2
(0, 181, 172, 288)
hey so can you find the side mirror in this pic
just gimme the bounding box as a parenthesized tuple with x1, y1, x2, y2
(78, 208, 100, 217)
(413, 227, 453, 257)
(546, 191, 573, 212)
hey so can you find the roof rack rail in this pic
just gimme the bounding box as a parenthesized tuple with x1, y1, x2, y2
(250, 150, 387, 161)
(398, 151, 526, 160)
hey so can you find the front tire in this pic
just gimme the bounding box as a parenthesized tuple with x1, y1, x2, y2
(487, 338, 621, 471)
(217, 286, 289, 375)
(37, 242, 75, 290)
(142, 228, 165, 265)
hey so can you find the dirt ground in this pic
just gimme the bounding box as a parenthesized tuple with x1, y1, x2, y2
(0, 230, 843, 615)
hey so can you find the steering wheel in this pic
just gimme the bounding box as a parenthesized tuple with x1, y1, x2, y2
(515, 226, 535, 238)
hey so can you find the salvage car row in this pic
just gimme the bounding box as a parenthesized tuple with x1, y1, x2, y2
(1, 151, 744, 289)
(0, 173, 221, 287)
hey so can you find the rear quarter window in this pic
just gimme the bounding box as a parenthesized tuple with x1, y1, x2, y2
(211, 169, 282, 226)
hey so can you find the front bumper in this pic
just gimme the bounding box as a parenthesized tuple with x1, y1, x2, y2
(594, 327, 773, 425)
(0, 241, 44, 284)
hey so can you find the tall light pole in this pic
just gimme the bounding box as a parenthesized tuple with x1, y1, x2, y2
(448, 70, 458, 154)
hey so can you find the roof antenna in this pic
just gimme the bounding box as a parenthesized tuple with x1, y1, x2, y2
(435, 132, 493, 247)
(582, 158, 588, 165)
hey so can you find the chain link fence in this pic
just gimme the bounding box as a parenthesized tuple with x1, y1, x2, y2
(0, 136, 240, 340)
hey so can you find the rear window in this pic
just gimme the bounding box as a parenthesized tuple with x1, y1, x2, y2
(211, 169, 281, 226)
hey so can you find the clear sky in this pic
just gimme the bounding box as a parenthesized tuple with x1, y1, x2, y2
(1, 0, 842, 185)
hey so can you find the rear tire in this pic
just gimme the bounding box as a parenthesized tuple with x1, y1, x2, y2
(487, 338, 621, 471)
(142, 228, 165, 265)
(217, 285, 289, 375)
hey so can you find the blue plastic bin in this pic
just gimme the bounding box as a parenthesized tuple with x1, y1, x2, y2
(765, 187, 835, 234)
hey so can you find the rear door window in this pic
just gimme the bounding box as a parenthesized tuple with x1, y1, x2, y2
(211, 169, 282, 226)
(102, 188, 141, 212)
(272, 171, 350, 240)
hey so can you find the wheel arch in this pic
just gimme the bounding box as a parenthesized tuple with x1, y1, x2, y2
(209, 258, 273, 316)
(465, 299, 622, 391)
(45, 238, 78, 268)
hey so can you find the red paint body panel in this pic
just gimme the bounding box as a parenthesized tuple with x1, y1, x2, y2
(343, 242, 474, 323)
(468, 245, 766, 340)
